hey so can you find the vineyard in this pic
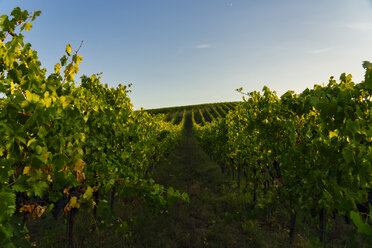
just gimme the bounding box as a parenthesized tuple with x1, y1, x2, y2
(191, 79, 372, 246)
(1, 7, 372, 248)
(0, 8, 187, 248)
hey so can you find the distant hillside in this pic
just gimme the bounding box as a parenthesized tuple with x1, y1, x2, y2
(143, 101, 242, 125)
(145, 101, 241, 114)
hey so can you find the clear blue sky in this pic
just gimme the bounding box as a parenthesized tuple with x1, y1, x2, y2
(1, 0, 372, 109)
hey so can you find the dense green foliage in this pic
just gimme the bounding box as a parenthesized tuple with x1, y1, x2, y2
(0, 7, 186, 247)
(193, 68, 372, 245)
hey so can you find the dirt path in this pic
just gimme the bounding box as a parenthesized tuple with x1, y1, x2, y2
(128, 111, 258, 248)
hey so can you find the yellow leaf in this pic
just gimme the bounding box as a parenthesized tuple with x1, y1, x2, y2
(10, 82, 15, 94)
(74, 158, 85, 172)
(27, 138, 37, 147)
(83, 186, 93, 200)
(54, 63, 61, 74)
(23, 166, 31, 175)
(66, 44, 72, 56)
(70, 196, 77, 206)
(69, 196, 80, 208)
(25, 90, 32, 101)
(44, 97, 51, 108)
(42, 152, 50, 160)
(329, 130, 339, 139)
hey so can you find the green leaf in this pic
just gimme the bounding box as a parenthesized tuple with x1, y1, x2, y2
(363, 61, 372, 89)
(103, 179, 115, 192)
(37, 126, 48, 139)
(53, 154, 69, 171)
(31, 10, 42, 21)
(12, 181, 27, 192)
(362, 61, 372, 69)
(182, 192, 190, 202)
(0, 191, 16, 217)
(167, 187, 174, 195)
(32, 181, 48, 197)
(0, 15, 7, 25)
(60, 55, 68, 66)
(346, 119, 358, 135)
(350, 211, 372, 235)
(365, 69, 372, 90)
(342, 148, 353, 164)
(11, 7, 22, 18)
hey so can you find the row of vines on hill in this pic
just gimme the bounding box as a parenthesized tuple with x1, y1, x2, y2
(193, 66, 372, 246)
(190, 103, 235, 126)
(149, 102, 236, 123)
(0, 8, 187, 247)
